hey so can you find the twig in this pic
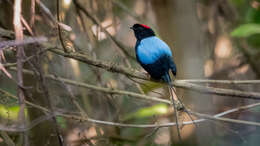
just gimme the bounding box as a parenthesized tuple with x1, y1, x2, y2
(171, 86, 198, 128)
(0, 115, 53, 132)
(0, 88, 49, 112)
(53, 74, 89, 118)
(50, 48, 147, 78)
(0, 63, 12, 78)
(191, 111, 260, 127)
(73, 0, 135, 62)
(21, 16, 34, 35)
(30, 0, 35, 27)
(181, 79, 260, 84)
(112, 0, 142, 23)
(35, 0, 72, 31)
(50, 48, 260, 100)
(31, 51, 65, 146)
(3, 47, 52, 68)
(1, 88, 260, 130)
(2, 38, 259, 100)
(169, 87, 182, 141)
(13, 0, 28, 145)
(6, 68, 260, 128)
(2, 26, 259, 100)
(56, 0, 68, 52)
(8, 67, 171, 104)
(6, 0, 34, 35)
(0, 131, 16, 146)
(0, 36, 47, 49)
(174, 81, 260, 100)
(72, 0, 144, 94)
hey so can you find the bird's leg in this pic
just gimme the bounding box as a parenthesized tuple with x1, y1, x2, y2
(171, 87, 198, 128)
(170, 87, 184, 110)
(143, 71, 151, 79)
(168, 87, 182, 141)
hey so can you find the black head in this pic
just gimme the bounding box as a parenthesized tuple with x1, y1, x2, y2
(130, 24, 155, 40)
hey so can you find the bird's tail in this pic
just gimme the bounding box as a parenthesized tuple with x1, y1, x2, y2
(166, 73, 196, 141)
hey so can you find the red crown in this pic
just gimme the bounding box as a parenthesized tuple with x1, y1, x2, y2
(140, 24, 150, 29)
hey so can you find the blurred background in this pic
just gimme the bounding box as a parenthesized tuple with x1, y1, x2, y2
(0, 0, 260, 145)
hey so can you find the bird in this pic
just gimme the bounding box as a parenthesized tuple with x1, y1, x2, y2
(130, 24, 177, 83)
(131, 23, 192, 140)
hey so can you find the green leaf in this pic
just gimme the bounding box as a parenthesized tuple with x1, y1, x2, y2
(122, 103, 168, 121)
(246, 8, 260, 23)
(0, 105, 28, 120)
(231, 24, 260, 37)
(56, 116, 66, 129)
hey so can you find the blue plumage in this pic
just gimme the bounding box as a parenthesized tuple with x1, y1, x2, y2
(136, 36, 172, 64)
(131, 24, 177, 82)
(131, 24, 190, 140)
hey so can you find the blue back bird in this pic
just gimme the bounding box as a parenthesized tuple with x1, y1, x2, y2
(130, 24, 177, 83)
(131, 24, 186, 140)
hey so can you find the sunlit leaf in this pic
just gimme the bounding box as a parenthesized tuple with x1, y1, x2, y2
(0, 105, 28, 120)
(123, 103, 168, 121)
(231, 23, 260, 37)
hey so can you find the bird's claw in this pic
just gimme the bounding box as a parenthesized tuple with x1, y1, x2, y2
(143, 71, 151, 79)
(175, 100, 184, 111)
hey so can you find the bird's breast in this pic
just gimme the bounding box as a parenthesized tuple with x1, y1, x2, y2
(136, 36, 172, 65)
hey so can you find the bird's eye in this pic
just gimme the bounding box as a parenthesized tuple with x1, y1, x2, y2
(138, 27, 144, 30)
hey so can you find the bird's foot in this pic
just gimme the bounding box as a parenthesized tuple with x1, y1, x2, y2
(142, 71, 151, 79)
(175, 100, 185, 111)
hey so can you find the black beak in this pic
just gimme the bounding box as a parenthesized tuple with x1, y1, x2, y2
(130, 26, 133, 30)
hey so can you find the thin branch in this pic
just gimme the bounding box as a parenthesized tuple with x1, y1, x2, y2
(30, 51, 65, 146)
(30, 0, 35, 27)
(35, 0, 56, 23)
(174, 81, 260, 100)
(6, 0, 34, 35)
(1, 26, 260, 104)
(13, 0, 24, 121)
(13, 0, 28, 144)
(21, 16, 34, 35)
(0, 27, 15, 38)
(3, 47, 52, 68)
(50, 48, 260, 100)
(0, 88, 49, 112)
(1, 88, 260, 130)
(73, 0, 135, 61)
(72, 0, 144, 94)
(0, 131, 16, 146)
(169, 87, 182, 141)
(35, 0, 72, 31)
(50, 48, 146, 78)
(0, 115, 53, 132)
(56, 0, 68, 52)
(181, 79, 260, 84)
(0, 36, 47, 49)
(53, 74, 89, 118)
(59, 102, 260, 127)
(8, 67, 171, 104)
(112, 0, 142, 23)
(191, 111, 260, 127)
